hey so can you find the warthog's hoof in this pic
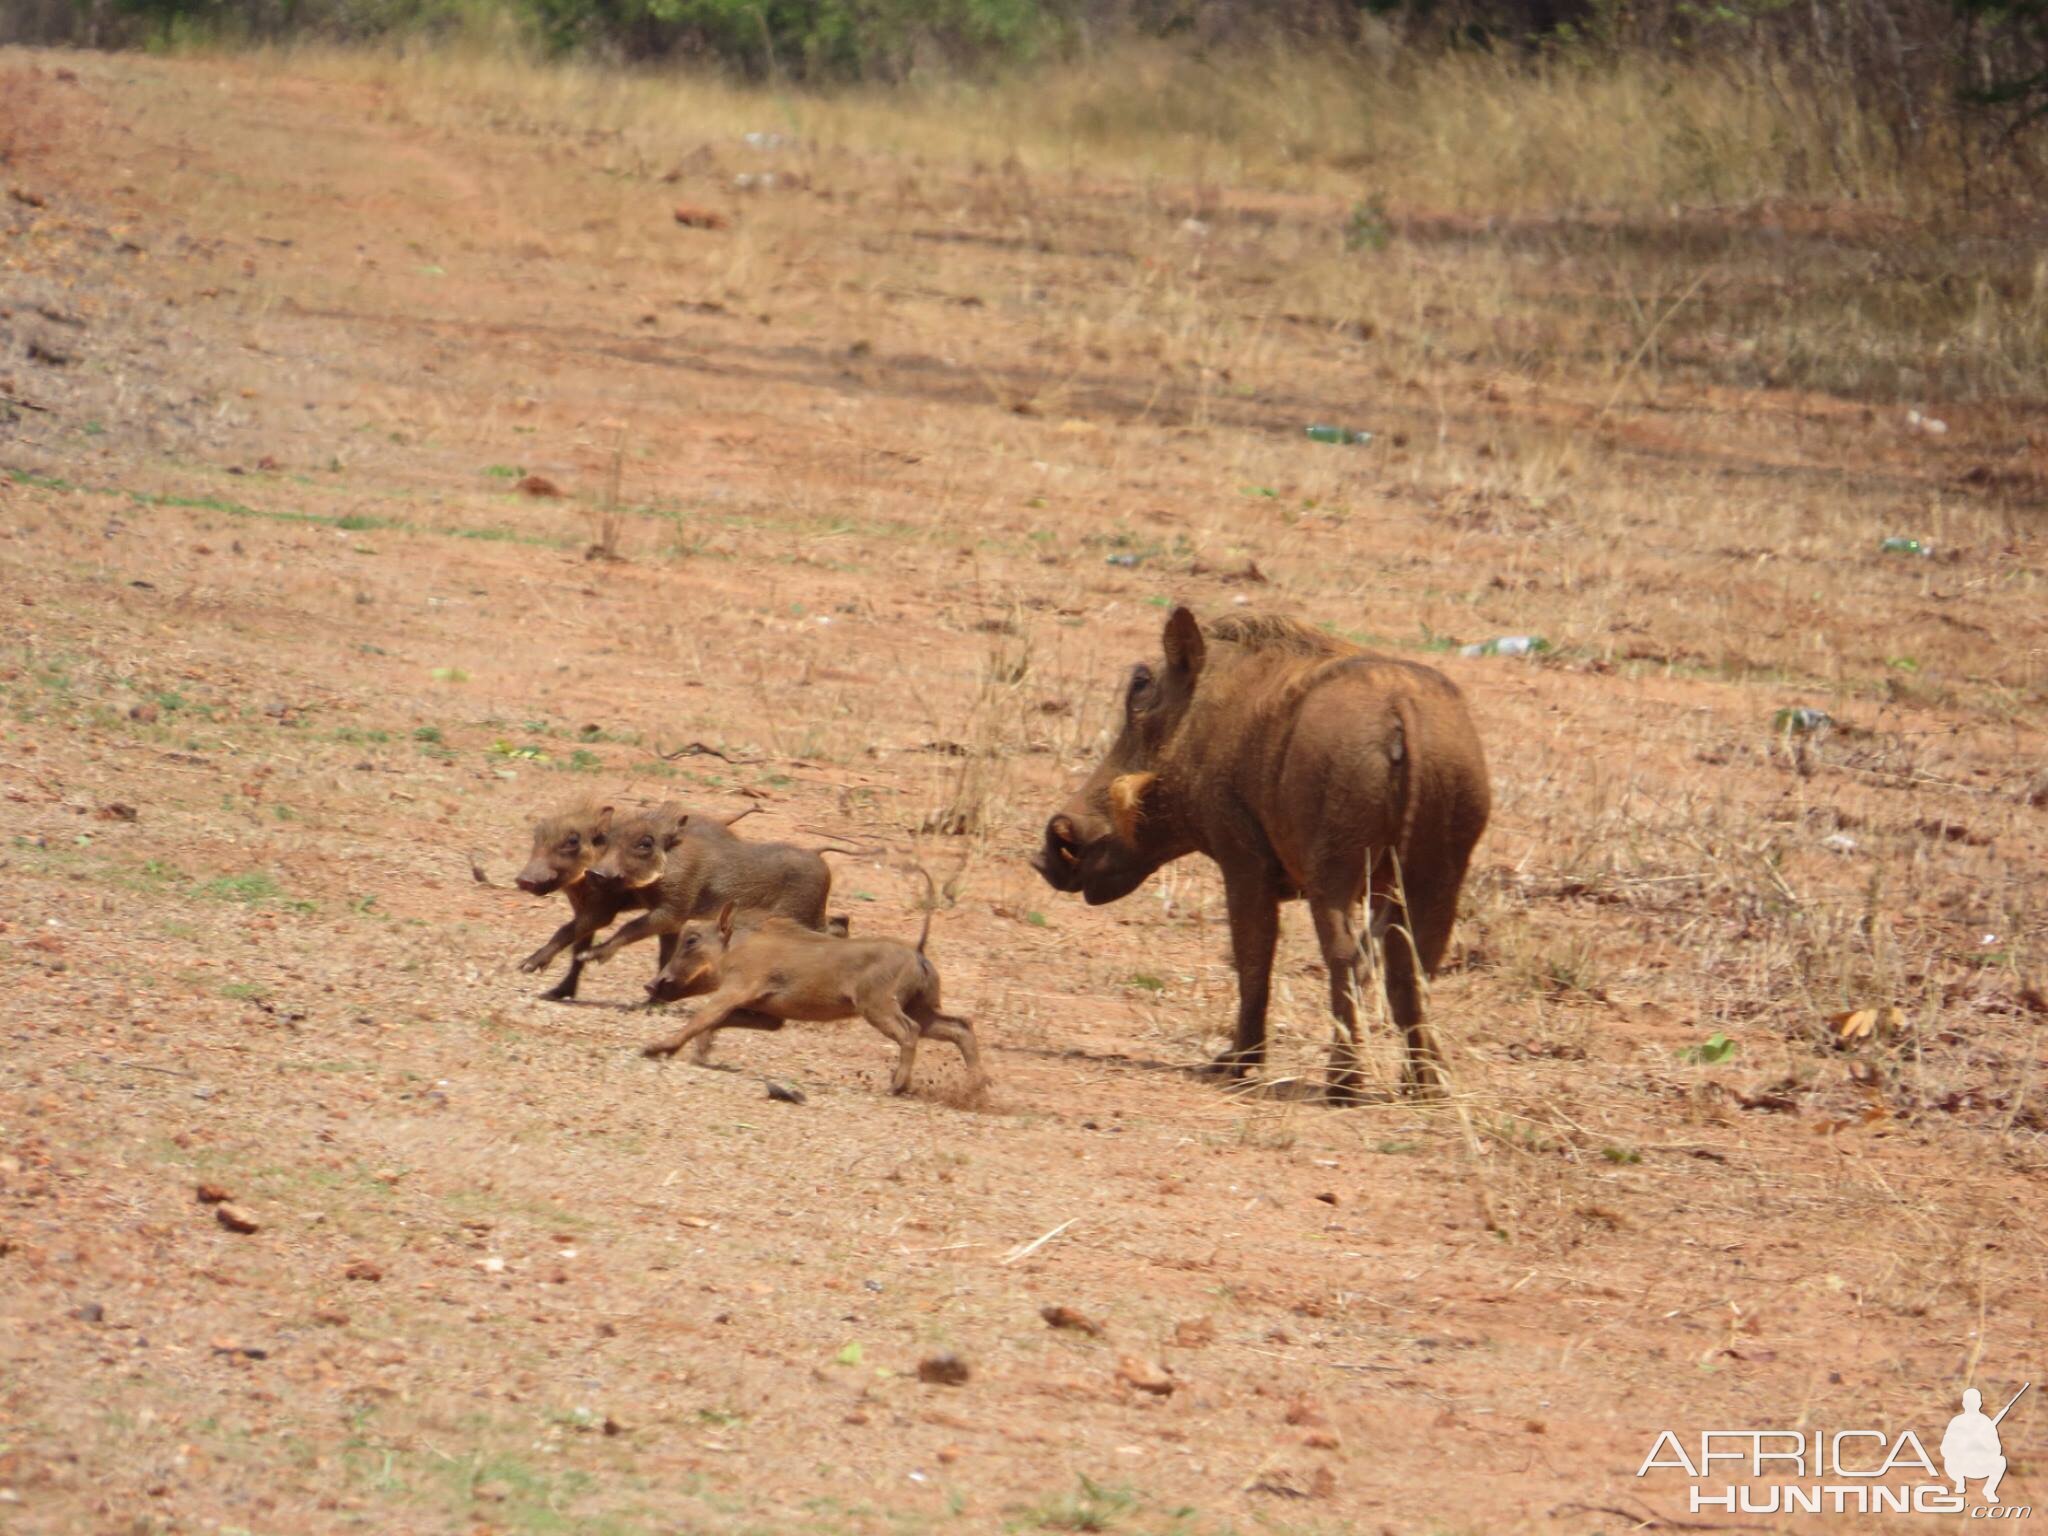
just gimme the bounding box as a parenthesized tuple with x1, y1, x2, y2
(1196, 1048, 1260, 1080)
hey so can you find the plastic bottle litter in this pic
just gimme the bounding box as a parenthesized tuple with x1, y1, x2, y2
(1879, 536, 1933, 556)
(1460, 635, 1549, 658)
(1305, 425, 1374, 446)
(1773, 707, 1832, 734)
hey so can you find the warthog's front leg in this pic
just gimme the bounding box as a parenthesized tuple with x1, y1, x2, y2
(1217, 871, 1280, 1077)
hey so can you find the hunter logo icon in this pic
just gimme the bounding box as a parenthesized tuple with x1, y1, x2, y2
(1945, 1384, 2028, 1506)
(1638, 1378, 2033, 1517)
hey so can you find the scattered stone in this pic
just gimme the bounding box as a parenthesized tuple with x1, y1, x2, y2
(602, 1415, 626, 1437)
(1115, 1356, 1176, 1396)
(1040, 1304, 1103, 1337)
(1283, 1396, 1328, 1427)
(1313, 1190, 1341, 1206)
(1171, 1317, 1216, 1349)
(672, 205, 731, 230)
(764, 1079, 807, 1105)
(214, 1203, 260, 1234)
(917, 1352, 971, 1386)
(94, 802, 138, 822)
(71, 1302, 104, 1323)
(256, 455, 280, 471)
(312, 1307, 349, 1326)
(514, 473, 562, 498)
(342, 1258, 383, 1282)
(8, 187, 46, 208)
(194, 1182, 231, 1205)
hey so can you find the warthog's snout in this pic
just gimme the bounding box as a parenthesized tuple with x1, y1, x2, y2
(515, 861, 561, 896)
(1032, 809, 1151, 905)
(1032, 814, 1089, 892)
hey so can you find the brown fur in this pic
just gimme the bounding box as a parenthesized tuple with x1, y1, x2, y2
(582, 805, 837, 968)
(514, 801, 753, 1000)
(1032, 607, 1491, 1099)
(640, 883, 984, 1096)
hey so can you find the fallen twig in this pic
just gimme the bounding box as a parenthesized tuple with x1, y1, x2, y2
(653, 740, 761, 765)
(1001, 1217, 1077, 1266)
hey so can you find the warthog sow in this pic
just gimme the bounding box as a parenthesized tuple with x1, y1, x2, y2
(1033, 608, 1490, 1099)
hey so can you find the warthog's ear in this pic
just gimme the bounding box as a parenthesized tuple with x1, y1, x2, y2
(717, 900, 737, 942)
(661, 813, 689, 851)
(1108, 773, 1158, 846)
(594, 805, 614, 836)
(1163, 606, 1206, 678)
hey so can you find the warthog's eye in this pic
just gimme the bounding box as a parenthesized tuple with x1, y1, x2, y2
(562, 833, 580, 852)
(681, 934, 698, 950)
(637, 839, 654, 853)
(1126, 663, 1155, 712)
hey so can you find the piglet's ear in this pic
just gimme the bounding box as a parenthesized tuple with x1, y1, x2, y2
(717, 901, 737, 942)
(595, 805, 615, 835)
(1162, 606, 1205, 678)
(662, 813, 689, 851)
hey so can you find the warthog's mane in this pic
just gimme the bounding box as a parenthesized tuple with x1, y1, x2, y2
(1202, 613, 1353, 657)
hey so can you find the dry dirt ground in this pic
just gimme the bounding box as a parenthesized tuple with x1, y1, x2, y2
(1, 48, 2045, 1536)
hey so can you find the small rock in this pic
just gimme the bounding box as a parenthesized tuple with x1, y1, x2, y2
(672, 204, 731, 230)
(1313, 1190, 1341, 1206)
(1116, 1356, 1176, 1396)
(514, 474, 562, 498)
(342, 1258, 383, 1282)
(215, 1203, 259, 1234)
(194, 1181, 232, 1204)
(602, 1415, 626, 1437)
(1040, 1304, 1103, 1337)
(764, 1079, 806, 1105)
(256, 455, 280, 471)
(71, 1302, 104, 1323)
(312, 1307, 349, 1326)
(129, 702, 159, 724)
(1284, 1395, 1329, 1427)
(917, 1353, 971, 1386)
(1171, 1317, 1216, 1349)
(936, 1444, 962, 1464)
(94, 802, 138, 822)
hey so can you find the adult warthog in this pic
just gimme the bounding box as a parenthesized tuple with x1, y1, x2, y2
(1032, 608, 1490, 1099)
